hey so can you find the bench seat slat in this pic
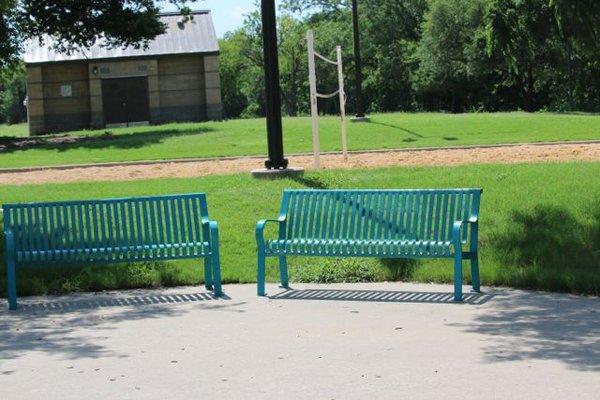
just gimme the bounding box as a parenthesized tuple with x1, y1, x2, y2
(265, 239, 454, 257)
(16, 241, 210, 259)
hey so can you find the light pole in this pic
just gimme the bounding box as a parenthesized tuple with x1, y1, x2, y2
(351, 0, 367, 120)
(260, 0, 288, 170)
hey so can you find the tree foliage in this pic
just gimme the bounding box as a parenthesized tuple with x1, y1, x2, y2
(413, 0, 492, 112)
(282, 0, 349, 13)
(485, 0, 600, 111)
(0, 0, 21, 69)
(0, 0, 598, 123)
(361, 0, 427, 111)
(0, 62, 26, 124)
(220, 0, 599, 117)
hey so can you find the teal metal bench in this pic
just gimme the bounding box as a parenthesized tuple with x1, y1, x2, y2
(3, 193, 222, 310)
(256, 189, 482, 301)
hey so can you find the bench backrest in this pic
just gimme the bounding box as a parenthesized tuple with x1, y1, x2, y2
(279, 189, 482, 243)
(2, 193, 211, 263)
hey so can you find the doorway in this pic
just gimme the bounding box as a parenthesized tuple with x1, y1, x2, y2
(101, 76, 150, 126)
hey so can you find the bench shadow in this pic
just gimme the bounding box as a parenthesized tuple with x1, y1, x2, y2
(270, 288, 494, 305)
(0, 290, 237, 362)
(14, 291, 231, 314)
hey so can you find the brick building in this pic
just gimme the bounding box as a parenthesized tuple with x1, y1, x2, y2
(24, 10, 222, 135)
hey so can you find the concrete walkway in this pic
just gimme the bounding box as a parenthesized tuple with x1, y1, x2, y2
(0, 283, 598, 399)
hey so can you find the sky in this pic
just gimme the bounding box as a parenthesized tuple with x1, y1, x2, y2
(160, 1, 284, 38)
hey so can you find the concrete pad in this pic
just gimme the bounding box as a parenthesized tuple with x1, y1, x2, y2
(0, 282, 598, 400)
(251, 167, 304, 179)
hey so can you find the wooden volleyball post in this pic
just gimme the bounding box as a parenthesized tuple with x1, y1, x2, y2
(337, 45, 348, 161)
(307, 30, 348, 169)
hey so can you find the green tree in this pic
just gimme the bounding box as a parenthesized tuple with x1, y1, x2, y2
(219, 5, 352, 118)
(0, 62, 27, 124)
(283, 0, 429, 113)
(0, 0, 21, 69)
(219, 32, 250, 118)
(282, 0, 349, 13)
(361, 0, 427, 111)
(223, 0, 599, 116)
(219, 8, 266, 118)
(278, 15, 309, 116)
(550, 0, 600, 53)
(485, 0, 600, 112)
(413, 0, 490, 112)
(548, 0, 600, 111)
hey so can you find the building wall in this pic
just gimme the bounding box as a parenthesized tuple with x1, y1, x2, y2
(204, 55, 223, 120)
(26, 53, 222, 135)
(157, 54, 207, 123)
(27, 62, 91, 135)
(26, 66, 45, 135)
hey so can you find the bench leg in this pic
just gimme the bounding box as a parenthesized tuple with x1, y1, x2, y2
(470, 253, 480, 293)
(208, 222, 222, 297)
(453, 253, 463, 302)
(203, 255, 213, 290)
(257, 250, 266, 296)
(211, 251, 222, 297)
(279, 256, 289, 289)
(6, 233, 17, 311)
(7, 257, 17, 311)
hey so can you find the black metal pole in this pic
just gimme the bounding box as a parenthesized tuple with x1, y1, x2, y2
(352, 0, 365, 118)
(261, 0, 288, 170)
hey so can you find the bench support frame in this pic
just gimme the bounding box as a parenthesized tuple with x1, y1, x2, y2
(209, 221, 223, 296)
(6, 231, 17, 311)
(256, 190, 482, 302)
(452, 219, 480, 300)
(3, 194, 223, 310)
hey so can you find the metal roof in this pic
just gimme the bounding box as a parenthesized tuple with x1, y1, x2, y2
(25, 10, 219, 64)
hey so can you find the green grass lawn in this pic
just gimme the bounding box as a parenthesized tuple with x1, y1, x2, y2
(1, 112, 599, 169)
(0, 124, 28, 138)
(1, 161, 598, 298)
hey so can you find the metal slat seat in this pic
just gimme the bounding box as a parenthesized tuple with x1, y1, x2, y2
(265, 239, 454, 257)
(16, 241, 211, 263)
(3, 193, 222, 310)
(256, 189, 483, 301)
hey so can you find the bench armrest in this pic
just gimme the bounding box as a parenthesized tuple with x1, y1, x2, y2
(201, 219, 220, 245)
(451, 219, 479, 251)
(256, 218, 285, 248)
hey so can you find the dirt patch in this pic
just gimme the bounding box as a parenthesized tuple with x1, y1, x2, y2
(1, 142, 599, 186)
